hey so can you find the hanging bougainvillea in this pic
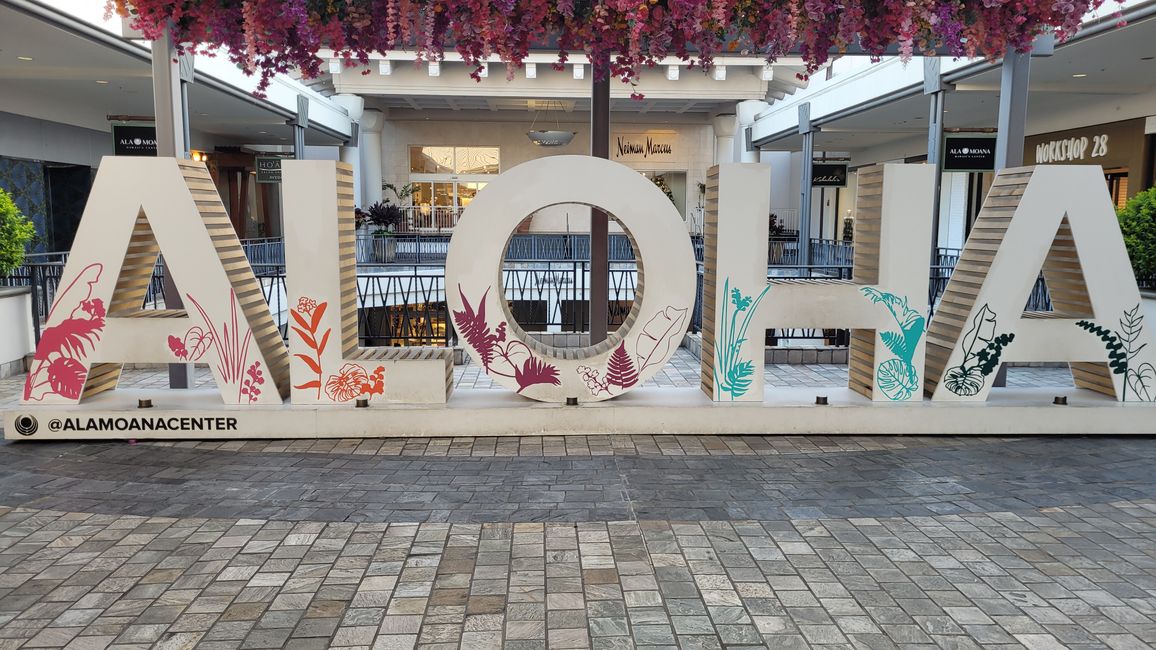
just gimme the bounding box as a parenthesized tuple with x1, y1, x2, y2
(108, 0, 1115, 94)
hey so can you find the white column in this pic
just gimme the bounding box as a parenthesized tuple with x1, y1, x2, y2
(711, 113, 737, 165)
(331, 94, 365, 206)
(150, 29, 186, 158)
(734, 100, 770, 163)
(359, 108, 386, 206)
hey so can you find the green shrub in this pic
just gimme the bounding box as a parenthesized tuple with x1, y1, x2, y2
(0, 187, 36, 277)
(1118, 187, 1156, 282)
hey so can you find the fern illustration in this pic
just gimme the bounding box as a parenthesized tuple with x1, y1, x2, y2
(714, 278, 770, 400)
(1076, 304, 1155, 402)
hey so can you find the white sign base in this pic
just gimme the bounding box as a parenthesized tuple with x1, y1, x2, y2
(6, 387, 1153, 439)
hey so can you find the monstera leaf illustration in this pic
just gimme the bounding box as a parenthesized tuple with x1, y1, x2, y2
(635, 306, 688, 372)
(944, 365, 984, 396)
(876, 359, 919, 401)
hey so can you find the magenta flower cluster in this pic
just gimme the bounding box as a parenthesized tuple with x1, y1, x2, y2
(109, 0, 1113, 93)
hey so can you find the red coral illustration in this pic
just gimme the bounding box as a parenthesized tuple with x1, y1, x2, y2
(177, 289, 259, 403)
(240, 361, 264, 404)
(635, 306, 688, 373)
(606, 342, 638, 389)
(24, 263, 105, 402)
(167, 325, 214, 362)
(324, 363, 386, 402)
(452, 284, 560, 394)
(290, 296, 331, 397)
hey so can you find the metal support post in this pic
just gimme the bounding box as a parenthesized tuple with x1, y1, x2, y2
(798, 103, 814, 269)
(151, 26, 193, 389)
(293, 95, 309, 160)
(924, 57, 947, 265)
(589, 63, 610, 343)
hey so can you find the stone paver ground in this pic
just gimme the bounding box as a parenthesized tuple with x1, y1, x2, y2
(3, 350, 1140, 650)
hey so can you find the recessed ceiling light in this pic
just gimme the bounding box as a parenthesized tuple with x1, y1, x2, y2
(95, 80, 109, 84)
(258, 131, 268, 134)
(17, 56, 33, 61)
(1072, 73, 1088, 78)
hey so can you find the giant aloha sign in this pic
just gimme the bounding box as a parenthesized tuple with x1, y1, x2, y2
(5, 156, 1155, 439)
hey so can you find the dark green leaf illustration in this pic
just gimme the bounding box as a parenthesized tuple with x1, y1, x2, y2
(943, 303, 1015, 397)
(1076, 304, 1155, 402)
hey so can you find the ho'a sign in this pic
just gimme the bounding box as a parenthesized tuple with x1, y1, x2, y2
(11, 155, 1155, 423)
(943, 135, 997, 172)
(255, 156, 283, 184)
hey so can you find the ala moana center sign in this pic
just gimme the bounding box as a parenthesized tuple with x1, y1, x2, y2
(5, 156, 1156, 439)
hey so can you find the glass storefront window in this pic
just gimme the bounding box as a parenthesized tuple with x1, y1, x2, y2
(408, 146, 499, 175)
(409, 146, 455, 174)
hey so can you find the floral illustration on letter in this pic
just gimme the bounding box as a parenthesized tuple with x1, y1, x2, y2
(173, 288, 264, 403)
(289, 295, 331, 398)
(943, 304, 1015, 397)
(1076, 304, 1155, 402)
(453, 285, 560, 393)
(324, 362, 385, 402)
(714, 279, 770, 400)
(576, 342, 639, 397)
(861, 288, 925, 400)
(23, 263, 106, 402)
(635, 306, 688, 373)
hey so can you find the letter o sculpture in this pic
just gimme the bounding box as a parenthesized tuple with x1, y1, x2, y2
(445, 155, 697, 402)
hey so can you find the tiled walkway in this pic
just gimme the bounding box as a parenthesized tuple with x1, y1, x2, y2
(5, 352, 1146, 650)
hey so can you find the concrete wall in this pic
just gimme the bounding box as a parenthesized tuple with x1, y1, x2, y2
(0, 111, 111, 168)
(0, 289, 34, 378)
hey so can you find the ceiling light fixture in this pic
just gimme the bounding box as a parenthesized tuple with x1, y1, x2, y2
(1072, 73, 1088, 78)
(526, 99, 576, 146)
(95, 80, 109, 84)
(17, 56, 33, 61)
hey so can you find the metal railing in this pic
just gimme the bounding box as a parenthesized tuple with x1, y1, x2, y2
(4, 240, 1061, 350)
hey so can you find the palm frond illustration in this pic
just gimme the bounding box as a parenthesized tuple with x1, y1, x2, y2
(714, 278, 770, 400)
(861, 288, 925, 400)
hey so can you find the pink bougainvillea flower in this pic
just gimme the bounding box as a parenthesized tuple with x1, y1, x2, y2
(325, 363, 370, 402)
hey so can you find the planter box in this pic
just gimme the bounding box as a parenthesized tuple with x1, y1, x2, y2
(0, 287, 34, 378)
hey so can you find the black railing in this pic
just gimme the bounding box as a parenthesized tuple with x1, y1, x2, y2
(4, 240, 1060, 349)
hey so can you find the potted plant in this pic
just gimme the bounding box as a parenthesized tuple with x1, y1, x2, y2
(0, 187, 37, 377)
(356, 201, 406, 262)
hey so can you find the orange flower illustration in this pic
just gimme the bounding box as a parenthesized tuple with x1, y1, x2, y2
(324, 363, 369, 402)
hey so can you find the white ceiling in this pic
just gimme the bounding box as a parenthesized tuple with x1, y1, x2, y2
(0, 5, 344, 145)
(759, 12, 1156, 153)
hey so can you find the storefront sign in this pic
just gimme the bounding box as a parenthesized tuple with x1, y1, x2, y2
(111, 124, 157, 156)
(612, 132, 676, 161)
(811, 163, 848, 187)
(1033, 134, 1108, 163)
(943, 135, 996, 172)
(255, 156, 283, 183)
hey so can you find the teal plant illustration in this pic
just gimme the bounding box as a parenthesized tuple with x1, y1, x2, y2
(861, 288, 925, 400)
(714, 278, 770, 400)
(1076, 304, 1155, 402)
(943, 304, 1015, 397)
